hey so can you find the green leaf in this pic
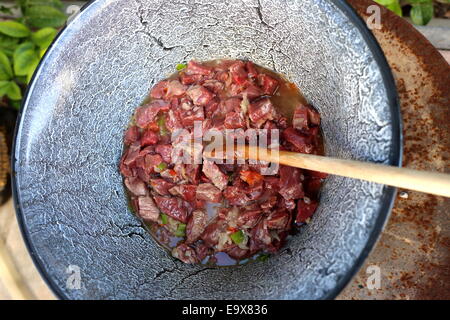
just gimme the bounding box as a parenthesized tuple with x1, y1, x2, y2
(0, 80, 22, 100)
(10, 100, 22, 110)
(0, 21, 30, 38)
(0, 35, 20, 57)
(26, 58, 40, 83)
(13, 42, 40, 76)
(0, 80, 10, 97)
(15, 76, 28, 85)
(31, 27, 57, 49)
(18, 0, 64, 11)
(410, 3, 434, 25)
(0, 50, 13, 80)
(374, 0, 403, 16)
(39, 47, 47, 58)
(25, 5, 67, 28)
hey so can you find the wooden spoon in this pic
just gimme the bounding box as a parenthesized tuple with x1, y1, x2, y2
(204, 145, 450, 198)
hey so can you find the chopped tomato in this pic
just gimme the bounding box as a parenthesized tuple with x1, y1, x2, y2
(147, 121, 160, 132)
(240, 170, 263, 186)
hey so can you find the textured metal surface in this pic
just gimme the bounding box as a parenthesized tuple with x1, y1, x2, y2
(339, 0, 450, 300)
(13, 0, 400, 299)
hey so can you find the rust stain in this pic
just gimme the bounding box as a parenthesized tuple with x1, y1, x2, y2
(338, 0, 450, 300)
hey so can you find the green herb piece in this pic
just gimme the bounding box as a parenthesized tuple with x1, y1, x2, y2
(257, 253, 270, 262)
(230, 230, 245, 245)
(176, 63, 187, 71)
(174, 223, 186, 237)
(160, 213, 168, 225)
(0, 21, 30, 38)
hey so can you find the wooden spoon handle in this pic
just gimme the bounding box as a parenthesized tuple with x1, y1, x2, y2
(208, 145, 450, 198)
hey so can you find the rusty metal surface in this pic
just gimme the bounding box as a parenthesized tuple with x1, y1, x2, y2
(339, 0, 450, 300)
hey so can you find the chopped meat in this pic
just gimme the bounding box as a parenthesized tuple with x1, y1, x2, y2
(186, 210, 208, 244)
(229, 60, 248, 85)
(185, 164, 201, 184)
(282, 127, 315, 154)
(120, 59, 325, 265)
(150, 80, 168, 99)
(150, 179, 175, 195)
(154, 196, 189, 223)
(124, 126, 140, 145)
(168, 184, 197, 202)
(307, 106, 321, 126)
(237, 209, 262, 229)
(223, 186, 250, 206)
(305, 178, 323, 199)
(201, 219, 227, 247)
(186, 60, 213, 76)
(246, 61, 258, 79)
(181, 105, 205, 127)
(195, 243, 211, 261)
(141, 129, 159, 147)
(172, 243, 199, 264)
(257, 74, 278, 95)
(124, 176, 148, 196)
(196, 183, 222, 203)
(186, 86, 214, 106)
(135, 100, 170, 128)
(202, 160, 228, 190)
(279, 165, 304, 200)
(224, 112, 246, 129)
(226, 246, 250, 260)
(292, 104, 309, 130)
(248, 98, 277, 128)
(137, 196, 160, 222)
(165, 109, 183, 132)
(165, 80, 187, 98)
(266, 210, 291, 230)
(296, 199, 318, 223)
(155, 144, 172, 163)
(123, 142, 141, 166)
(144, 154, 163, 171)
(180, 73, 203, 85)
(251, 221, 272, 246)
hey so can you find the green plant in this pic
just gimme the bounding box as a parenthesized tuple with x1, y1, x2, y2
(375, 0, 449, 26)
(0, 0, 66, 109)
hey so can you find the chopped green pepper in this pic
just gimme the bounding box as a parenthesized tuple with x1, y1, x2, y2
(160, 213, 168, 225)
(230, 230, 245, 244)
(156, 162, 168, 171)
(176, 63, 187, 71)
(174, 223, 186, 237)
